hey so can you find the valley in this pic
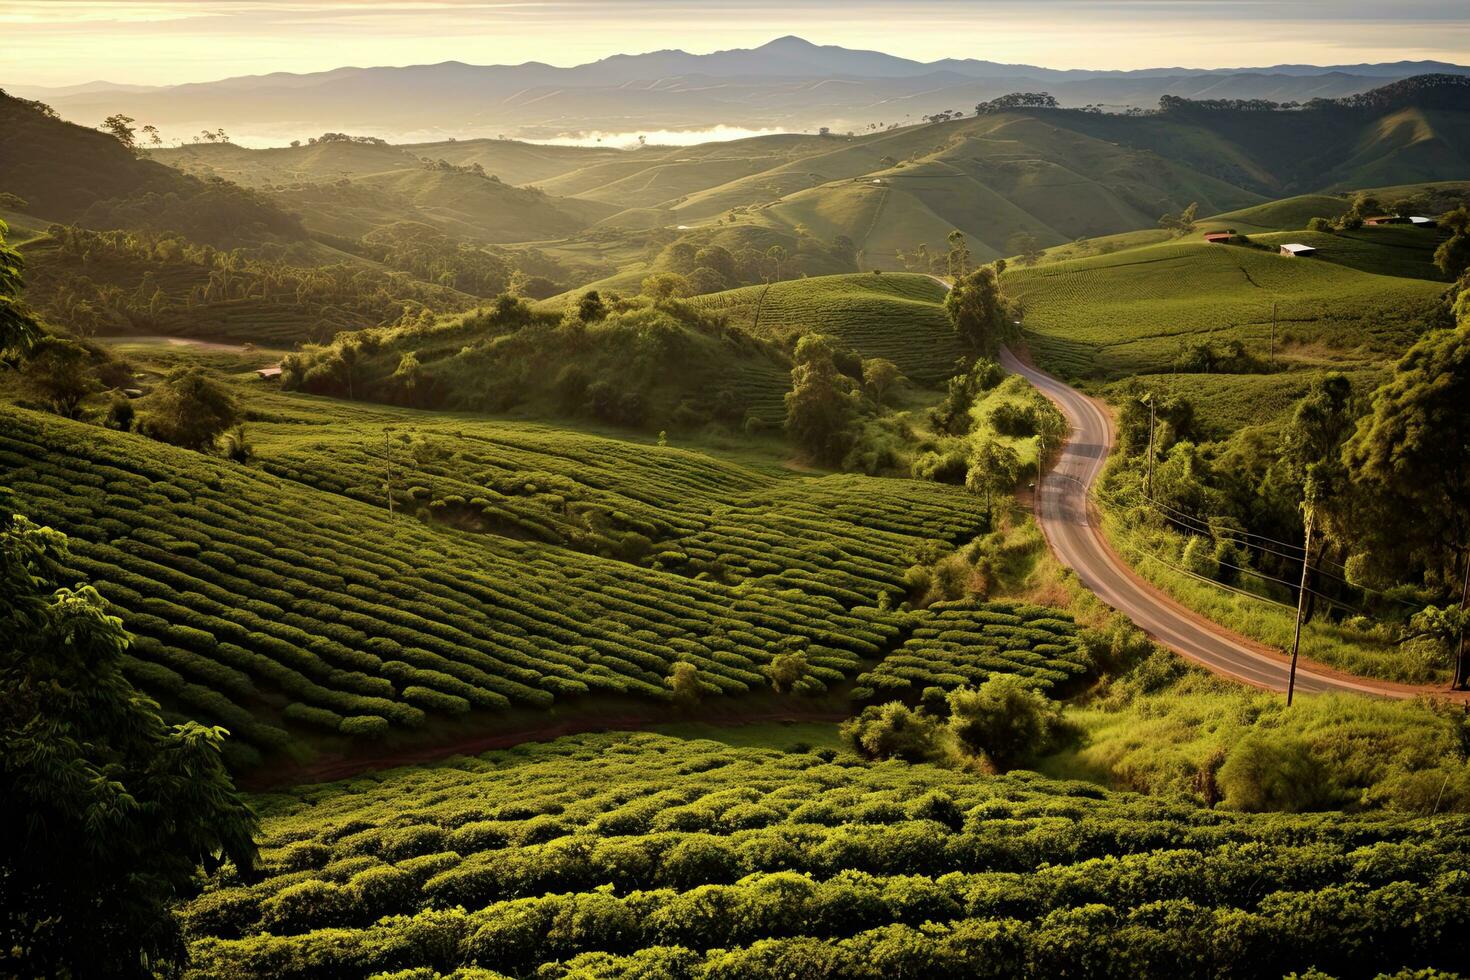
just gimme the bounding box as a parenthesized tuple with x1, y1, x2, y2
(3, 30, 1470, 979)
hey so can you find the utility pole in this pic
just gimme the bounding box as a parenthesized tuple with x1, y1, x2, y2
(1455, 549, 1470, 690)
(1269, 301, 1277, 366)
(1144, 392, 1157, 500)
(1287, 507, 1315, 706)
(383, 426, 396, 527)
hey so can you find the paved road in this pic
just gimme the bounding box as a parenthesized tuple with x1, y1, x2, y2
(999, 347, 1403, 698)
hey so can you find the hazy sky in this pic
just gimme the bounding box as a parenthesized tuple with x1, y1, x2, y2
(5, 0, 1468, 87)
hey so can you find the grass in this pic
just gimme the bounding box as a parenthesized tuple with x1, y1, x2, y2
(1005, 236, 1444, 380)
(1098, 506, 1439, 684)
(691, 273, 959, 383)
(1042, 662, 1470, 812)
(176, 730, 1470, 978)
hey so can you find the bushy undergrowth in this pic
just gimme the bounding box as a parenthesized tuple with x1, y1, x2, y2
(1053, 651, 1470, 814)
(180, 732, 1470, 979)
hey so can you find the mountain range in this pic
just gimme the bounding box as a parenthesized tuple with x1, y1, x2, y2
(9, 36, 1469, 145)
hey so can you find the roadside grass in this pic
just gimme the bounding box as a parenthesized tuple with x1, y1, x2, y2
(1098, 507, 1442, 684)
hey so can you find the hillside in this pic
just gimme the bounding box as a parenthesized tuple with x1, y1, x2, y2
(691, 273, 961, 383)
(0, 384, 1055, 768)
(1006, 227, 1448, 380)
(0, 90, 303, 248)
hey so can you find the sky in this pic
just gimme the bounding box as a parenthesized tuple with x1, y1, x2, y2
(4, 0, 1468, 87)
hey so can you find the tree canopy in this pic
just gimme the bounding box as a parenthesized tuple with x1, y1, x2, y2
(0, 501, 259, 976)
(944, 265, 1012, 355)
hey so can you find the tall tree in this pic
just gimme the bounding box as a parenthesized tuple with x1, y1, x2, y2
(966, 439, 1022, 516)
(784, 334, 857, 465)
(944, 264, 1012, 355)
(1344, 327, 1470, 685)
(946, 230, 971, 278)
(1, 502, 259, 975)
(0, 219, 41, 357)
(100, 113, 137, 150)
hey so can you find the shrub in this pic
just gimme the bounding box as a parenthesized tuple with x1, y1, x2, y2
(841, 702, 944, 762)
(946, 675, 1062, 766)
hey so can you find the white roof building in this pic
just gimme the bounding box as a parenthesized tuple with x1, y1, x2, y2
(1280, 243, 1316, 257)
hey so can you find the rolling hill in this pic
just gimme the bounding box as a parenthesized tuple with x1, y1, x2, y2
(692, 273, 961, 383)
(0, 90, 304, 248)
(1006, 229, 1447, 380)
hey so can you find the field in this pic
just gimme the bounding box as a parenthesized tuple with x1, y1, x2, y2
(855, 601, 1087, 701)
(2, 370, 1124, 769)
(180, 731, 1470, 978)
(1005, 236, 1445, 380)
(691, 273, 960, 383)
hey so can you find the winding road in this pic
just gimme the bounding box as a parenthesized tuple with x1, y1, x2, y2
(999, 348, 1414, 698)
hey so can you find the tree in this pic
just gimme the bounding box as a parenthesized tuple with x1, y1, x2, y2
(946, 676, 1061, 766)
(946, 230, 971, 278)
(139, 367, 240, 450)
(1435, 229, 1470, 279)
(666, 661, 702, 706)
(576, 289, 607, 323)
(862, 357, 903, 405)
(966, 440, 1023, 515)
(21, 336, 95, 418)
(784, 334, 857, 465)
(1158, 202, 1199, 236)
(1344, 326, 1470, 684)
(640, 273, 693, 301)
(139, 124, 162, 149)
(0, 503, 259, 975)
(944, 265, 1011, 354)
(1007, 231, 1042, 266)
(765, 245, 787, 282)
(764, 651, 810, 694)
(841, 702, 943, 762)
(0, 220, 41, 357)
(100, 113, 137, 150)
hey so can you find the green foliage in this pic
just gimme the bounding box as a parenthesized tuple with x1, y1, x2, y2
(0, 504, 258, 976)
(139, 366, 240, 450)
(840, 702, 944, 761)
(944, 265, 1012, 355)
(19, 335, 96, 418)
(180, 731, 1470, 978)
(1345, 326, 1470, 595)
(784, 334, 858, 465)
(946, 675, 1063, 766)
(0, 219, 41, 357)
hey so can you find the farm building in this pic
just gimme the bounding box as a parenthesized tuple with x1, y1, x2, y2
(1366, 215, 1404, 225)
(1204, 232, 1234, 243)
(256, 366, 283, 381)
(1409, 216, 1436, 226)
(1280, 243, 1316, 257)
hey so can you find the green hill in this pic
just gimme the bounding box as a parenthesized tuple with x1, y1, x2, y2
(284, 294, 795, 432)
(1006, 235, 1446, 380)
(0, 91, 303, 247)
(0, 384, 1010, 766)
(692, 273, 961, 383)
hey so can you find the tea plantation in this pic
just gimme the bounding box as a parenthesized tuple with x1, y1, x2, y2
(0, 398, 1098, 768)
(692, 274, 962, 384)
(1005, 237, 1444, 380)
(180, 732, 1470, 979)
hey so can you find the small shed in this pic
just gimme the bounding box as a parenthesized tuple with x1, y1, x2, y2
(1365, 216, 1400, 226)
(1409, 216, 1436, 226)
(1203, 232, 1234, 243)
(256, 365, 283, 381)
(1280, 243, 1316, 257)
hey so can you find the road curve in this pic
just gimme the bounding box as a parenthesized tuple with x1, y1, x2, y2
(998, 348, 1405, 698)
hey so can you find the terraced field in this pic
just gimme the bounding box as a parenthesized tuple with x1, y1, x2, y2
(180, 732, 1470, 978)
(693, 273, 960, 383)
(2, 393, 1054, 766)
(855, 601, 1088, 701)
(1005, 238, 1444, 379)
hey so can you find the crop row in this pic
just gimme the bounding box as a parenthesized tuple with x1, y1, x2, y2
(180, 732, 1470, 979)
(856, 602, 1087, 699)
(1, 406, 928, 761)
